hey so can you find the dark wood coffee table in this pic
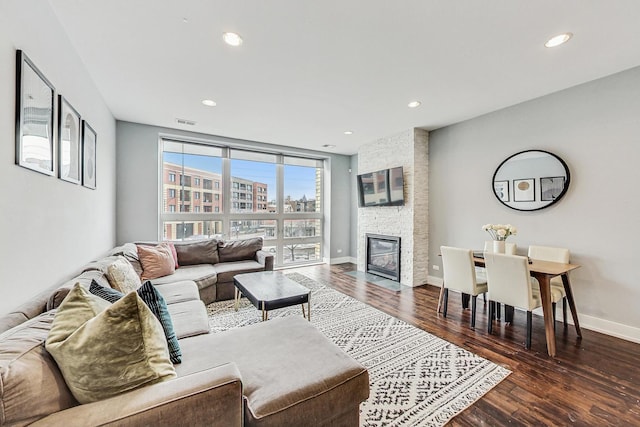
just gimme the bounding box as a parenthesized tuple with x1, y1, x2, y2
(233, 271, 311, 321)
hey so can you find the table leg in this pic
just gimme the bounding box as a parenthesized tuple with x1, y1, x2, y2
(301, 304, 306, 319)
(234, 288, 241, 311)
(262, 302, 268, 321)
(534, 273, 556, 356)
(562, 274, 582, 337)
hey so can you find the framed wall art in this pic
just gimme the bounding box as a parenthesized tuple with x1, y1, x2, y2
(540, 176, 565, 201)
(513, 178, 535, 202)
(82, 121, 97, 189)
(58, 95, 82, 184)
(493, 180, 509, 202)
(15, 50, 56, 176)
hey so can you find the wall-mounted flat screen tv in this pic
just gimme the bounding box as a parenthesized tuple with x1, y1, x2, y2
(357, 166, 404, 207)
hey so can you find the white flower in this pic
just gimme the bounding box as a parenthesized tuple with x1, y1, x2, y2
(482, 223, 517, 241)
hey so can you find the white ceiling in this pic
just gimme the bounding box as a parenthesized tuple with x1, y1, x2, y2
(48, 0, 640, 155)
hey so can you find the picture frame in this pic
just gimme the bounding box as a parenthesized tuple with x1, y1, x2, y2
(493, 180, 509, 202)
(513, 178, 535, 202)
(15, 50, 56, 176)
(540, 176, 565, 201)
(58, 95, 82, 184)
(82, 120, 97, 189)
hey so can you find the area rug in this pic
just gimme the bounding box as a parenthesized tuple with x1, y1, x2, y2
(207, 273, 510, 426)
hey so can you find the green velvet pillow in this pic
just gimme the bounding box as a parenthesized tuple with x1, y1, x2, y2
(45, 283, 177, 404)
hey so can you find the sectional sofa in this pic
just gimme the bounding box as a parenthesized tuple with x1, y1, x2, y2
(0, 238, 370, 426)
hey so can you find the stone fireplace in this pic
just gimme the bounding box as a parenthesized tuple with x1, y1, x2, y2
(357, 128, 429, 287)
(366, 234, 401, 281)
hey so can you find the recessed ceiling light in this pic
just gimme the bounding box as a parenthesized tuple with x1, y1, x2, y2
(344, 130, 353, 135)
(322, 144, 336, 148)
(202, 99, 217, 107)
(408, 101, 421, 108)
(223, 32, 243, 47)
(545, 33, 573, 48)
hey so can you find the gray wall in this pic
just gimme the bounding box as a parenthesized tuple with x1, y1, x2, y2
(0, 1, 116, 315)
(349, 155, 359, 260)
(428, 65, 640, 340)
(116, 121, 352, 261)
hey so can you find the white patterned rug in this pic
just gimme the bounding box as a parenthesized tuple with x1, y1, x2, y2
(207, 273, 510, 426)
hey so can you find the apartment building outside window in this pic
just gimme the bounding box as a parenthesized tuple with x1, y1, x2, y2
(160, 139, 323, 267)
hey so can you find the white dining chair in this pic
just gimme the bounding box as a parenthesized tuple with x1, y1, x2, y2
(475, 240, 517, 281)
(528, 245, 570, 326)
(484, 252, 542, 349)
(475, 240, 518, 316)
(440, 246, 488, 328)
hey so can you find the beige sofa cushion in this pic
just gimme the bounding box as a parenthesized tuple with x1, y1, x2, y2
(167, 300, 211, 339)
(151, 264, 217, 290)
(214, 260, 266, 283)
(0, 311, 78, 426)
(218, 237, 263, 263)
(45, 284, 176, 404)
(153, 280, 201, 304)
(174, 239, 220, 265)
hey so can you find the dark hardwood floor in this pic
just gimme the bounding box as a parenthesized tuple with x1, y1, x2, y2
(288, 262, 640, 426)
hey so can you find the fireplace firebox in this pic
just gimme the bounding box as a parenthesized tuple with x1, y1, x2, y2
(365, 234, 401, 281)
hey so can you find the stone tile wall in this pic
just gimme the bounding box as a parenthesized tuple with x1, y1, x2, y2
(357, 128, 429, 286)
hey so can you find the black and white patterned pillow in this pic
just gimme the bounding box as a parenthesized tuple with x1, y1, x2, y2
(89, 280, 182, 364)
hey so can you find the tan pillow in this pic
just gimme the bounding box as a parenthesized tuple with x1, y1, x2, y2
(45, 284, 176, 404)
(137, 244, 176, 281)
(106, 257, 142, 293)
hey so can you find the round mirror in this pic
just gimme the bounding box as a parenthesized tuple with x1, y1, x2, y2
(492, 150, 570, 211)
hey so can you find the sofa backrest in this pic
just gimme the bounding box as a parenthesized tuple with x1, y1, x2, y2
(0, 311, 78, 425)
(218, 237, 264, 263)
(46, 270, 111, 312)
(173, 239, 220, 265)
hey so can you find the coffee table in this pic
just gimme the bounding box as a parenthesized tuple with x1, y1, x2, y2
(233, 271, 311, 321)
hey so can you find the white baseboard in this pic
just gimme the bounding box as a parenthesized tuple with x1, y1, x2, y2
(426, 275, 640, 344)
(565, 312, 640, 344)
(427, 275, 443, 286)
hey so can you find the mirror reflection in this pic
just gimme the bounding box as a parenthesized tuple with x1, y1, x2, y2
(21, 62, 54, 171)
(492, 150, 570, 211)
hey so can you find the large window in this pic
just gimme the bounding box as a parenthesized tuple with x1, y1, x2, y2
(160, 140, 324, 267)
(161, 141, 223, 240)
(230, 150, 276, 214)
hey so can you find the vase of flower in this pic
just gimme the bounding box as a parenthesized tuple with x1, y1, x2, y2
(482, 223, 517, 254)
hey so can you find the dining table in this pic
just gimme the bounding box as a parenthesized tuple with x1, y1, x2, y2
(471, 255, 582, 357)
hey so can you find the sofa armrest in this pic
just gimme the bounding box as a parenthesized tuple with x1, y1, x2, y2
(30, 363, 243, 427)
(256, 250, 274, 271)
